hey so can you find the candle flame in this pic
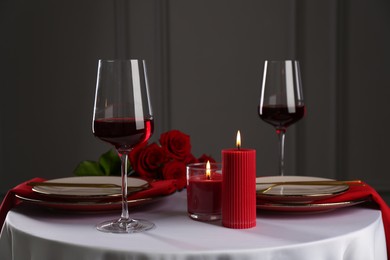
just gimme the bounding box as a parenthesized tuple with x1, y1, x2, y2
(236, 130, 241, 149)
(206, 160, 211, 179)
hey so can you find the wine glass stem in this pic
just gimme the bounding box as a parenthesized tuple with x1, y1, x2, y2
(120, 153, 130, 220)
(277, 129, 286, 176)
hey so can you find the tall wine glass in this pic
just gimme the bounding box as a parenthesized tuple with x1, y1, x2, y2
(92, 59, 154, 233)
(258, 60, 305, 176)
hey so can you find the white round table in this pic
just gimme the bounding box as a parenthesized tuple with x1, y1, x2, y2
(0, 191, 387, 260)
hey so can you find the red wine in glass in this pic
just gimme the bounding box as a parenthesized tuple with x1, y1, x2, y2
(258, 105, 305, 132)
(259, 60, 305, 176)
(93, 118, 153, 151)
(92, 59, 155, 233)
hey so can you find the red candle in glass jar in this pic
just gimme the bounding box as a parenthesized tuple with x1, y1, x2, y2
(187, 162, 222, 221)
(222, 131, 256, 229)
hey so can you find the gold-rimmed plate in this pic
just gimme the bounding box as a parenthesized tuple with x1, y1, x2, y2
(32, 176, 148, 200)
(256, 198, 367, 213)
(15, 194, 162, 212)
(256, 176, 349, 203)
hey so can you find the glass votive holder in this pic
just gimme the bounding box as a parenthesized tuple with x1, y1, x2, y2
(186, 162, 222, 221)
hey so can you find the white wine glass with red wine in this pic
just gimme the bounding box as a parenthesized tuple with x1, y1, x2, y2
(92, 59, 154, 233)
(258, 60, 305, 176)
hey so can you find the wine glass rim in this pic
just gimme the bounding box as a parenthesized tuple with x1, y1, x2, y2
(265, 60, 300, 62)
(98, 59, 146, 62)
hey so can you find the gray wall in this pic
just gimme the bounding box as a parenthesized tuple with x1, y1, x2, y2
(1, 0, 389, 202)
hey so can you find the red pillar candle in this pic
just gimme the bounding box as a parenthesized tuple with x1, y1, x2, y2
(187, 162, 222, 221)
(222, 131, 256, 229)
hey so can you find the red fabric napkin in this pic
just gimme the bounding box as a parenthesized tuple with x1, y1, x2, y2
(0, 178, 177, 229)
(316, 182, 390, 259)
(257, 182, 390, 259)
(0, 177, 46, 229)
(128, 179, 178, 200)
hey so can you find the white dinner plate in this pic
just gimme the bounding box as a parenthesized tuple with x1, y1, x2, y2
(256, 176, 349, 203)
(32, 176, 148, 200)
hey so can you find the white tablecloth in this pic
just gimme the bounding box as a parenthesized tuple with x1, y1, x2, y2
(0, 191, 387, 260)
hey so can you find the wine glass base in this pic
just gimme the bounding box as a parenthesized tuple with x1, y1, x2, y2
(96, 218, 155, 233)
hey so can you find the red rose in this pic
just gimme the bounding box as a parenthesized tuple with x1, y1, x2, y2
(161, 160, 187, 190)
(130, 143, 166, 180)
(159, 130, 191, 161)
(129, 142, 147, 165)
(197, 154, 216, 164)
(185, 153, 198, 165)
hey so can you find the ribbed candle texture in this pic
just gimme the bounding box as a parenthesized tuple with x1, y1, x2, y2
(222, 148, 256, 229)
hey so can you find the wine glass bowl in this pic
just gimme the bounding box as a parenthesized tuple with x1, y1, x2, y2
(92, 59, 154, 233)
(258, 60, 305, 175)
(93, 118, 153, 154)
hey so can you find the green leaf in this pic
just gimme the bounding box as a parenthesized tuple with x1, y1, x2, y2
(73, 160, 105, 176)
(98, 149, 121, 176)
